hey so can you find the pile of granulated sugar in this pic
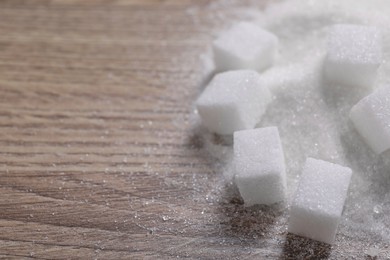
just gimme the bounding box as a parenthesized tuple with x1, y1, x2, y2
(192, 0, 390, 251)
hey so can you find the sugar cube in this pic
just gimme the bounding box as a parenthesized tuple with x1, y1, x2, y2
(324, 24, 382, 88)
(350, 85, 390, 154)
(234, 127, 286, 206)
(196, 70, 272, 135)
(288, 158, 352, 244)
(213, 22, 278, 72)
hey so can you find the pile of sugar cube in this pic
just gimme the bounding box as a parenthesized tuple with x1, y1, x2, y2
(196, 22, 384, 245)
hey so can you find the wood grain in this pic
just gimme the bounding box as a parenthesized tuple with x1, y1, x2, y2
(0, 0, 382, 259)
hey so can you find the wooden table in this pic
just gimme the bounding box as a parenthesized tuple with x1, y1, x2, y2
(0, 1, 377, 259)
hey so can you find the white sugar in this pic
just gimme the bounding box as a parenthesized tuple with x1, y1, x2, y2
(213, 22, 278, 72)
(189, 0, 390, 255)
(288, 158, 352, 244)
(196, 70, 271, 135)
(234, 127, 286, 206)
(324, 24, 382, 88)
(350, 85, 390, 154)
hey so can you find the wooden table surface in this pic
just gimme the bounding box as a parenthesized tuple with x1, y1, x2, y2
(0, 0, 379, 259)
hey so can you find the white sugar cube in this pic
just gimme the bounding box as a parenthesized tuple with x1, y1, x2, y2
(288, 158, 352, 244)
(324, 24, 382, 88)
(196, 70, 272, 135)
(234, 127, 286, 206)
(350, 85, 390, 154)
(213, 22, 278, 72)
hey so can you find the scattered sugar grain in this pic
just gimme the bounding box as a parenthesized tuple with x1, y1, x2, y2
(187, 0, 390, 255)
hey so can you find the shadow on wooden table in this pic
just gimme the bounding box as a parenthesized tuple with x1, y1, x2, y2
(218, 184, 284, 241)
(281, 233, 332, 260)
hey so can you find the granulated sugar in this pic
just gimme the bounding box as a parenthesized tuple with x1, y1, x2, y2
(192, 0, 390, 252)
